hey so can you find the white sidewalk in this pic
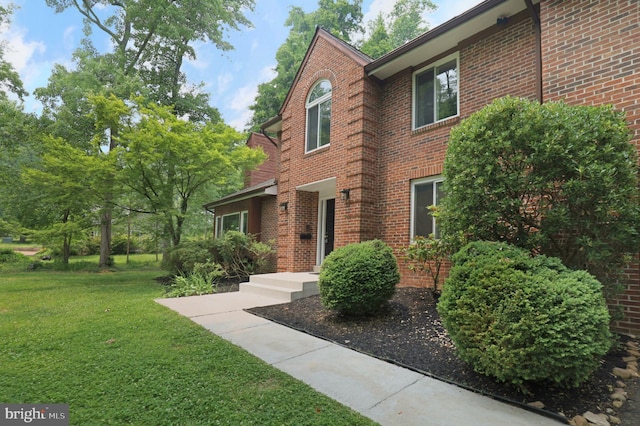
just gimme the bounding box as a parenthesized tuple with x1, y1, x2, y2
(157, 292, 562, 426)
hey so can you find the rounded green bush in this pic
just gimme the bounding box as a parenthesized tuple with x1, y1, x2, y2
(437, 241, 612, 388)
(319, 240, 400, 316)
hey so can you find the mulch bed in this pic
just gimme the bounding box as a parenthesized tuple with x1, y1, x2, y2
(247, 287, 639, 423)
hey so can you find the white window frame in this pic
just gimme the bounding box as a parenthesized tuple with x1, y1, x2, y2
(412, 53, 459, 130)
(215, 210, 248, 238)
(305, 79, 332, 153)
(410, 177, 444, 240)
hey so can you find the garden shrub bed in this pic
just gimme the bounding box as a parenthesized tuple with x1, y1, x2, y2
(247, 288, 637, 421)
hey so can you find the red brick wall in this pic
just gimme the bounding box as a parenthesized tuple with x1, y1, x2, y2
(377, 16, 538, 288)
(541, 0, 640, 335)
(277, 33, 378, 272)
(245, 133, 278, 187)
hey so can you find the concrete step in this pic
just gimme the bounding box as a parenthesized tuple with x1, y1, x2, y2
(240, 272, 320, 302)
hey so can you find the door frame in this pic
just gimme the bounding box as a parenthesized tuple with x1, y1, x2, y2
(316, 197, 335, 266)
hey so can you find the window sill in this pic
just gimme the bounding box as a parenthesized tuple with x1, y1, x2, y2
(304, 144, 330, 157)
(412, 116, 460, 135)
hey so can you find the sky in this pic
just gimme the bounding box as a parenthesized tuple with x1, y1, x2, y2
(0, 0, 483, 131)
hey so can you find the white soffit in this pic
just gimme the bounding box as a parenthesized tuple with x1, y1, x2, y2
(296, 177, 336, 199)
(368, 0, 536, 80)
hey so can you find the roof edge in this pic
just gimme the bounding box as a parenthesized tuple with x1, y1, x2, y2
(365, 0, 509, 74)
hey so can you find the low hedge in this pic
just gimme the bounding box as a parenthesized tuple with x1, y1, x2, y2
(437, 241, 612, 388)
(319, 240, 399, 316)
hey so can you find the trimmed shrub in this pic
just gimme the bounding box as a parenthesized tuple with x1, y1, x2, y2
(437, 241, 612, 388)
(440, 96, 639, 296)
(319, 240, 400, 316)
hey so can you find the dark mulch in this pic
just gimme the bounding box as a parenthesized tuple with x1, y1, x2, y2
(247, 287, 639, 423)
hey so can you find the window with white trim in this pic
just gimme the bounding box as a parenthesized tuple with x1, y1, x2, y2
(413, 55, 458, 129)
(306, 79, 332, 152)
(411, 177, 444, 239)
(215, 211, 248, 237)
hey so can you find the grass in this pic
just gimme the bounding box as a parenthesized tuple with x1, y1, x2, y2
(0, 268, 375, 425)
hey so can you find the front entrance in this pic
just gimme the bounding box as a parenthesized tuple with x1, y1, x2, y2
(318, 198, 335, 265)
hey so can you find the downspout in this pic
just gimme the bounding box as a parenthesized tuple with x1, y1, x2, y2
(525, 0, 543, 104)
(260, 129, 279, 148)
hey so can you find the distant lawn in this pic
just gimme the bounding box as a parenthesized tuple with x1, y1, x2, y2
(0, 251, 163, 273)
(0, 270, 375, 425)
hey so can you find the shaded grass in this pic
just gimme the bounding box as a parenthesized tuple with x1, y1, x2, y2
(0, 270, 375, 425)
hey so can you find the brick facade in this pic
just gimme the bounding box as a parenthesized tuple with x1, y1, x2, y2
(270, 1, 640, 334)
(540, 0, 640, 335)
(245, 133, 278, 187)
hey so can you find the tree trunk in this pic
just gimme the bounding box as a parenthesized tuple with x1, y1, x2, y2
(99, 206, 112, 267)
(99, 127, 118, 268)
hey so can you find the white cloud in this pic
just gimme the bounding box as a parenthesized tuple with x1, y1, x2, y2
(228, 109, 253, 132)
(428, 1, 485, 27)
(0, 22, 46, 74)
(363, 0, 395, 25)
(217, 72, 234, 94)
(230, 84, 257, 112)
(224, 64, 277, 130)
(259, 64, 277, 82)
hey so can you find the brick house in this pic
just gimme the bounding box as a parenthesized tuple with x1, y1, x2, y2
(255, 0, 640, 334)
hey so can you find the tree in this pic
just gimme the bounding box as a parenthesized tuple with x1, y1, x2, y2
(248, 0, 436, 130)
(21, 136, 112, 263)
(247, 0, 364, 130)
(0, 4, 27, 101)
(45, 0, 251, 122)
(360, 0, 435, 59)
(44, 0, 254, 265)
(439, 96, 640, 297)
(107, 96, 265, 249)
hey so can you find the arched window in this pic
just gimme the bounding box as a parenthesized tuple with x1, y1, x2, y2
(306, 79, 332, 152)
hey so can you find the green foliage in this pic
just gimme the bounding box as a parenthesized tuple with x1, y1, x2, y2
(319, 240, 400, 316)
(249, 0, 437, 130)
(165, 232, 275, 279)
(115, 97, 266, 248)
(0, 5, 27, 100)
(403, 231, 465, 295)
(440, 96, 640, 296)
(437, 241, 612, 389)
(0, 248, 24, 264)
(218, 231, 274, 279)
(165, 240, 216, 275)
(166, 261, 225, 297)
(360, 0, 436, 59)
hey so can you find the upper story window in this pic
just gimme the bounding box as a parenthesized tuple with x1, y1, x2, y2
(413, 55, 458, 129)
(306, 79, 332, 152)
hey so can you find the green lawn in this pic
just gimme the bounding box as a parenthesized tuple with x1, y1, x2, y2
(0, 269, 375, 425)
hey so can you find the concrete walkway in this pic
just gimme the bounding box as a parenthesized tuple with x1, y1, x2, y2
(156, 292, 562, 426)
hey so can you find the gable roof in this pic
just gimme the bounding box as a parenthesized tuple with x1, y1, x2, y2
(261, 0, 540, 131)
(278, 27, 372, 116)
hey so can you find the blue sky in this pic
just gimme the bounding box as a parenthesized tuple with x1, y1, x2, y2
(0, 0, 482, 130)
